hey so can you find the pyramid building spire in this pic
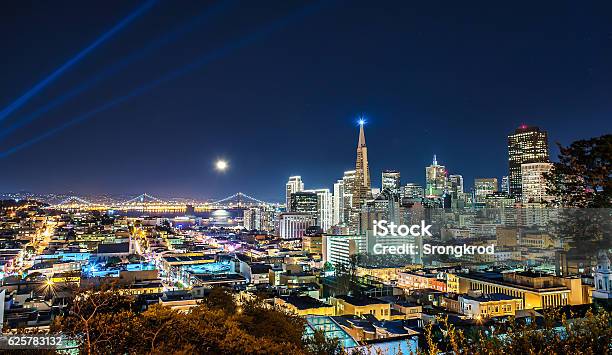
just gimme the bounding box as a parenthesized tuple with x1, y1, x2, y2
(352, 119, 371, 213)
(358, 120, 366, 148)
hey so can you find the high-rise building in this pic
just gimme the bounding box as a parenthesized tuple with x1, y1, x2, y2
(286, 176, 304, 211)
(508, 125, 549, 198)
(521, 162, 553, 204)
(278, 213, 315, 239)
(243, 205, 278, 232)
(474, 178, 498, 202)
(448, 174, 464, 195)
(332, 179, 345, 226)
(401, 183, 424, 200)
(305, 188, 333, 232)
(347, 121, 371, 234)
(353, 120, 372, 209)
(290, 191, 318, 217)
(360, 189, 400, 233)
(243, 207, 260, 230)
(381, 170, 401, 194)
(342, 170, 355, 226)
(447, 174, 466, 209)
(425, 155, 447, 198)
(322, 234, 367, 266)
(501, 176, 510, 195)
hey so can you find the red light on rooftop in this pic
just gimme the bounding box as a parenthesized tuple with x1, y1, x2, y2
(519, 124, 528, 129)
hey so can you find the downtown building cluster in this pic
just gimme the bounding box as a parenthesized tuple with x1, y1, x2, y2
(231, 121, 611, 348)
(261, 123, 556, 250)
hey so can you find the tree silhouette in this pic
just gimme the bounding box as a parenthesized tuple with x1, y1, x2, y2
(51, 287, 339, 354)
(544, 134, 612, 256)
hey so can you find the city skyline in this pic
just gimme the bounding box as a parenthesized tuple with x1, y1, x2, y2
(1, 2, 610, 352)
(0, 121, 604, 202)
(1, 1, 611, 200)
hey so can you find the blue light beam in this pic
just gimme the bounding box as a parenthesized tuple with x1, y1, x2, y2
(0, 0, 158, 123)
(0, 1, 334, 159)
(0, 0, 237, 141)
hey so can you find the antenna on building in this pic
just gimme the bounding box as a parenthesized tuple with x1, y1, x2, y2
(433, 154, 437, 165)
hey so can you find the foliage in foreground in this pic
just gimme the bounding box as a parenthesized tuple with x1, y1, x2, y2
(419, 307, 612, 355)
(50, 287, 338, 355)
(5, 290, 612, 355)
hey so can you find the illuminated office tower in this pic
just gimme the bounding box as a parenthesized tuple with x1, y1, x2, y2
(285, 176, 304, 211)
(401, 183, 424, 200)
(360, 189, 400, 232)
(474, 178, 498, 202)
(244, 205, 277, 232)
(448, 174, 464, 194)
(342, 170, 355, 227)
(353, 120, 372, 210)
(243, 207, 260, 230)
(305, 188, 333, 232)
(278, 213, 315, 239)
(521, 162, 553, 204)
(347, 119, 371, 234)
(508, 125, 549, 199)
(381, 170, 401, 193)
(322, 234, 367, 267)
(290, 191, 318, 218)
(371, 188, 381, 197)
(425, 155, 447, 198)
(333, 179, 344, 225)
(501, 176, 510, 195)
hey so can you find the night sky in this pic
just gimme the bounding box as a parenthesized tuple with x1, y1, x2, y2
(1, 0, 611, 201)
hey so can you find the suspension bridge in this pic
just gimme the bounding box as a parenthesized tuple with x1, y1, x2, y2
(48, 192, 274, 212)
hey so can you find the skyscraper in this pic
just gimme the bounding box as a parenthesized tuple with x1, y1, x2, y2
(290, 191, 318, 217)
(474, 178, 499, 202)
(501, 176, 510, 195)
(285, 176, 304, 211)
(342, 170, 355, 227)
(349, 121, 371, 233)
(425, 155, 447, 198)
(332, 179, 344, 226)
(353, 120, 372, 209)
(521, 162, 553, 204)
(401, 183, 424, 200)
(381, 170, 401, 194)
(508, 125, 549, 199)
(448, 174, 464, 195)
(305, 188, 333, 232)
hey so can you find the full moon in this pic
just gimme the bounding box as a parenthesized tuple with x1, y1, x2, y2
(215, 160, 228, 171)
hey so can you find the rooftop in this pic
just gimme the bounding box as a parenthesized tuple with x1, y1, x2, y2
(335, 295, 389, 306)
(461, 293, 521, 302)
(278, 295, 332, 310)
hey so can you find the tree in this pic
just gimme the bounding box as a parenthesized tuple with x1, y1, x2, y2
(544, 134, 611, 208)
(304, 329, 341, 355)
(51, 289, 137, 355)
(50, 287, 337, 354)
(419, 308, 612, 355)
(334, 254, 362, 296)
(543, 135, 612, 256)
